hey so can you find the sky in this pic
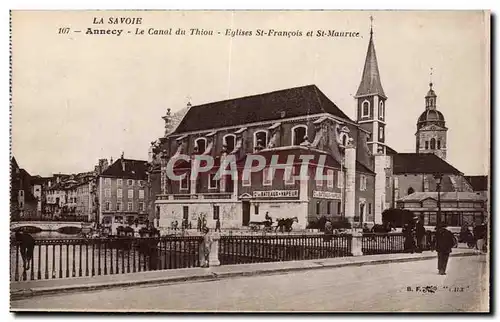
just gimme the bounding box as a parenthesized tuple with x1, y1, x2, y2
(11, 10, 490, 177)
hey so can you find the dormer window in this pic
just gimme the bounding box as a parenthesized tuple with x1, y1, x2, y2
(361, 100, 370, 117)
(254, 130, 268, 151)
(194, 138, 207, 154)
(223, 134, 236, 152)
(292, 125, 307, 146)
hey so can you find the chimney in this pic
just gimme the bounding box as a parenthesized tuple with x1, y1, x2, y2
(121, 153, 125, 172)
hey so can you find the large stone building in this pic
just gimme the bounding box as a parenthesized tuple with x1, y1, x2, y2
(10, 157, 38, 219)
(97, 155, 150, 235)
(150, 27, 391, 230)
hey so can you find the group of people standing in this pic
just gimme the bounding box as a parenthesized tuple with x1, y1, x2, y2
(402, 218, 428, 253)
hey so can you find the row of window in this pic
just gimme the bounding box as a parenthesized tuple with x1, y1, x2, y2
(177, 171, 369, 191)
(361, 100, 385, 120)
(423, 138, 442, 150)
(415, 212, 484, 227)
(314, 201, 372, 216)
(193, 125, 316, 155)
(104, 189, 145, 199)
(104, 201, 145, 212)
(103, 178, 144, 186)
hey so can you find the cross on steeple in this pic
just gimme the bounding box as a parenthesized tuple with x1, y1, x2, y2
(429, 67, 434, 88)
(370, 15, 374, 35)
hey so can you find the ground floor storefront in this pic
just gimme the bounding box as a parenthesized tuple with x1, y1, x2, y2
(409, 209, 485, 228)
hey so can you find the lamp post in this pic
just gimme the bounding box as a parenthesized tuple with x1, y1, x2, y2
(433, 174, 443, 226)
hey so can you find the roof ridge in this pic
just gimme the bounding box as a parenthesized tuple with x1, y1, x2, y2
(189, 84, 318, 109)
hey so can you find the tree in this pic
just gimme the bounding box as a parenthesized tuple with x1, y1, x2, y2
(382, 208, 415, 228)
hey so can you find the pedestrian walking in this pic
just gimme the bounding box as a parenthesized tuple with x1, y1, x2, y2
(403, 224, 415, 253)
(415, 218, 426, 253)
(435, 223, 457, 275)
(475, 221, 487, 254)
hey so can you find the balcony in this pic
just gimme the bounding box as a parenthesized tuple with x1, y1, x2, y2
(156, 192, 233, 201)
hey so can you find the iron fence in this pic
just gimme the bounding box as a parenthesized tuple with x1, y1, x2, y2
(362, 233, 405, 255)
(11, 215, 91, 222)
(361, 232, 435, 255)
(11, 236, 203, 282)
(219, 234, 352, 265)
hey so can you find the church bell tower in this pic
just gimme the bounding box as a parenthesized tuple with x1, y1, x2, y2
(355, 17, 387, 155)
(415, 75, 448, 160)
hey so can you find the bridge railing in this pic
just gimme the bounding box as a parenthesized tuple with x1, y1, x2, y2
(11, 215, 91, 222)
(11, 236, 204, 282)
(218, 234, 352, 265)
(361, 231, 435, 255)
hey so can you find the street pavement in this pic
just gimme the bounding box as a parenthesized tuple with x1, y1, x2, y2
(11, 254, 488, 312)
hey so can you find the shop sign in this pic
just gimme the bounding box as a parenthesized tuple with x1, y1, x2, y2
(313, 190, 341, 200)
(253, 190, 298, 198)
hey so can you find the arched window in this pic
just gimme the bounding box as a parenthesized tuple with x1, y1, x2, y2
(194, 138, 207, 154)
(425, 141, 429, 150)
(253, 130, 268, 151)
(223, 134, 236, 152)
(430, 138, 436, 150)
(407, 187, 415, 195)
(379, 101, 384, 120)
(437, 140, 441, 149)
(292, 125, 307, 146)
(361, 100, 370, 117)
(342, 134, 347, 147)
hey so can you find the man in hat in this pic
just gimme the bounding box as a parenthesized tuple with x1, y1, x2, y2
(434, 223, 457, 275)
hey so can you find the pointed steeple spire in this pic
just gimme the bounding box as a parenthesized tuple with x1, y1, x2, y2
(355, 17, 386, 99)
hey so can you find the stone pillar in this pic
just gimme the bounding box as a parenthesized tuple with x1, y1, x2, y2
(208, 232, 221, 266)
(344, 141, 356, 224)
(350, 230, 363, 256)
(374, 154, 388, 224)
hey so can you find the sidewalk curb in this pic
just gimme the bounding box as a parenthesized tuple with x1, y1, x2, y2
(10, 252, 478, 301)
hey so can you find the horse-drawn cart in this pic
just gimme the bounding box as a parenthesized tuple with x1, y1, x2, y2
(249, 221, 274, 232)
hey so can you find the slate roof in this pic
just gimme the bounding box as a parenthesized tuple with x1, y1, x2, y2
(100, 158, 148, 180)
(386, 146, 398, 155)
(464, 175, 488, 191)
(399, 191, 486, 202)
(355, 32, 386, 98)
(172, 85, 353, 134)
(393, 153, 462, 175)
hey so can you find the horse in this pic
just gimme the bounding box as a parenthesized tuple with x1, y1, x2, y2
(14, 231, 35, 279)
(371, 222, 395, 234)
(369, 222, 395, 242)
(275, 217, 298, 233)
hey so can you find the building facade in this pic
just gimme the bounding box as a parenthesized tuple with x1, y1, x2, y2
(10, 157, 38, 219)
(97, 156, 150, 234)
(150, 26, 388, 230)
(396, 191, 486, 231)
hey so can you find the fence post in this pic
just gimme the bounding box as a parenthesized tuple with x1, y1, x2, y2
(350, 230, 363, 256)
(208, 232, 221, 267)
